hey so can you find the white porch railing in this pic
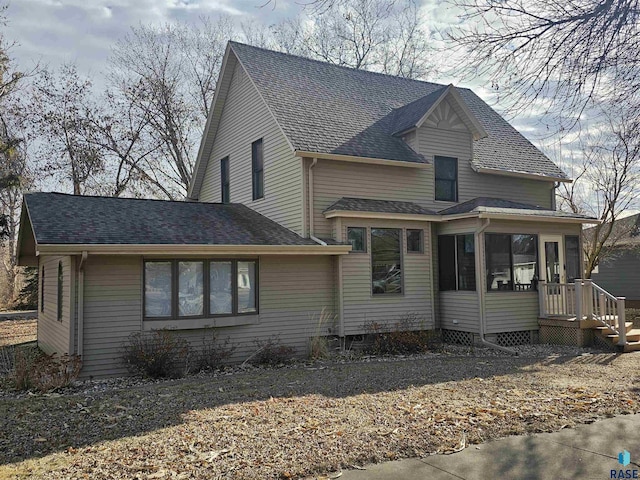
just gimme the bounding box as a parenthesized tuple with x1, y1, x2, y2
(538, 279, 627, 346)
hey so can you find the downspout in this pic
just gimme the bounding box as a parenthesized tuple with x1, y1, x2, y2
(475, 219, 517, 354)
(308, 158, 326, 246)
(77, 251, 88, 357)
(551, 182, 560, 210)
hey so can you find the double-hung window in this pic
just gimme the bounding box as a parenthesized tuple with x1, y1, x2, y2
(438, 234, 476, 291)
(252, 139, 264, 200)
(144, 259, 258, 320)
(347, 227, 366, 253)
(434, 156, 458, 202)
(220, 156, 230, 204)
(371, 228, 402, 294)
(486, 234, 538, 291)
(407, 229, 424, 253)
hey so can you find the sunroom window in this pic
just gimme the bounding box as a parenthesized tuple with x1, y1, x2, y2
(144, 259, 258, 320)
(371, 228, 402, 295)
(486, 234, 538, 291)
(438, 234, 476, 291)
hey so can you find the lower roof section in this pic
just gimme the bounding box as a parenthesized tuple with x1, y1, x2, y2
(18, 192, 350, 264)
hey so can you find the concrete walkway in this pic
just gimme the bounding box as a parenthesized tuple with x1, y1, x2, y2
(340, 414, 640, 480)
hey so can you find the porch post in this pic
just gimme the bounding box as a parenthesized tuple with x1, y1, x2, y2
(575, 279, 583, 321)
(538, 280, 546, 318)
(617, 297, 627, 347)
(583, 279, 593, 320)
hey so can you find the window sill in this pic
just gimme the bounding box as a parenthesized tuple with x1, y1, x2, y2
(143, 314, 259, 331)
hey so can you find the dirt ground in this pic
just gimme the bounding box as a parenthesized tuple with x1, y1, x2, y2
(1, 349, 639, 480)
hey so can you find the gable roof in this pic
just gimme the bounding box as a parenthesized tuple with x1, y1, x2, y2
(190, 42, 569, 198)
(19, 193, 347, 258)
(584, 213, 640, 246)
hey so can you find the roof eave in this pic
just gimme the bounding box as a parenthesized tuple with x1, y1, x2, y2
(35, 244, 352, 256)
(324, 210, 441, 222)
(294, 150, 429, 168)
(472, 165, 571, 183)
(477, 212, 599, 224)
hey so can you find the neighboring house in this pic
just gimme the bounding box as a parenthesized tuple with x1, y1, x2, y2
(17, 42, 605, 377)
(590, 214, 640, 308)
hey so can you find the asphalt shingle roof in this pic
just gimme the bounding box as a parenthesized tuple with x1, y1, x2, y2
(324, 197, 436, 215)
(24, 192, 325, 246)
(229, 42, 568, 180)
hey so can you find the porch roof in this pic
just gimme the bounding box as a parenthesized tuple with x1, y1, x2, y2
(439, 197, 598, 223)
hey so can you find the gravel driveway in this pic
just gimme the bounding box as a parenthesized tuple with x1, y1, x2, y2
(1, 348, 639, 479)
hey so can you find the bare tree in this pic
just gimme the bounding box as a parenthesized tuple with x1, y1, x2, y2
(271, 0, 434, 79)
(30, 64, 104, 195)
(446, 0, 640, 126)
(109, 17, 234, 198)
(557, 115, 640, 277)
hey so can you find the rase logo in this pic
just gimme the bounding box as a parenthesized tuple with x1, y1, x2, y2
(611, 450, 639, 479)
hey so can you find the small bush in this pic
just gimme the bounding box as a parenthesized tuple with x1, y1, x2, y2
(0, 345, 15, 377)
(309, 307, 336, 360)
(364, 313, 440, 355)
(11, 347, 81, 392)
(122, 330, 191, 378)
(190, 328, 236, 372)
(251, 336, 296, 366)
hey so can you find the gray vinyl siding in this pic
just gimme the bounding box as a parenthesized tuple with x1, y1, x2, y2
(339, 219, 434, 335)
(312, 152, 553, 241)
(439, 291, 479, 332)
(199, 61, 303, 235)
(415, 125, 553, 210)
(313, 160, 431, 239)
(592, 248, 640, 301)
(436, 219, 481, 332)
(82, 256, 143, 378)
(37, 255, 73, 356)
(485, 292, 539, 333)
(79, 255, 335, 377)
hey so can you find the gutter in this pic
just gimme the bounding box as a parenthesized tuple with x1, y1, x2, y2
(77, 251, 88, 357)
(475, 219, 517, 355)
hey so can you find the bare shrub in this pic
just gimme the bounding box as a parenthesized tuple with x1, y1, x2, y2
(309, 307, 336, 360)
(122, 330, 191, 378)
(11, 347, 82, 392)
(190, 328, 236, 372)
(251, 336, 296, 366)
(364, 313, 440, 355)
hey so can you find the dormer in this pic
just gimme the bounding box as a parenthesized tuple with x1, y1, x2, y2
(392, 84, 488, 147)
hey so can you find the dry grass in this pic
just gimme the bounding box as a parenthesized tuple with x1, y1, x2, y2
(0, 318, 37, 347)
(0, 351, 639, 479)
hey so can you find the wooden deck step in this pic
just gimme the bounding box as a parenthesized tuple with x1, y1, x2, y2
(624, 341, 640, 353)
(596, 322, 633, 335)
(607, 329, 640, 342)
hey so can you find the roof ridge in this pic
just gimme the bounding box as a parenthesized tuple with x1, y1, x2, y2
(228, 40, 451, 90)
(24, 191, 235, 207)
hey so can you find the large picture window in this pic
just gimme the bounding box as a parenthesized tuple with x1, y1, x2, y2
(435, 156, 458, 202)
(144, 259, 258, 320)
(252, 139, 264, 200)
(438, 234, 476, 291)
(371, 228, 402, 295)
(486, 234, 538, 291)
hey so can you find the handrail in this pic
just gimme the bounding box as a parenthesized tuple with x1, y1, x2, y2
(538, 279, 627, 347)
(592, 281, 617, 302)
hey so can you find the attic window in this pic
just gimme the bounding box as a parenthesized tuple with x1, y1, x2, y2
(220, 156, 230, 204)
(435, 156, 458, 202)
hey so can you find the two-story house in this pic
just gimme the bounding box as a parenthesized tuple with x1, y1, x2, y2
(17, 42, 611, 377)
